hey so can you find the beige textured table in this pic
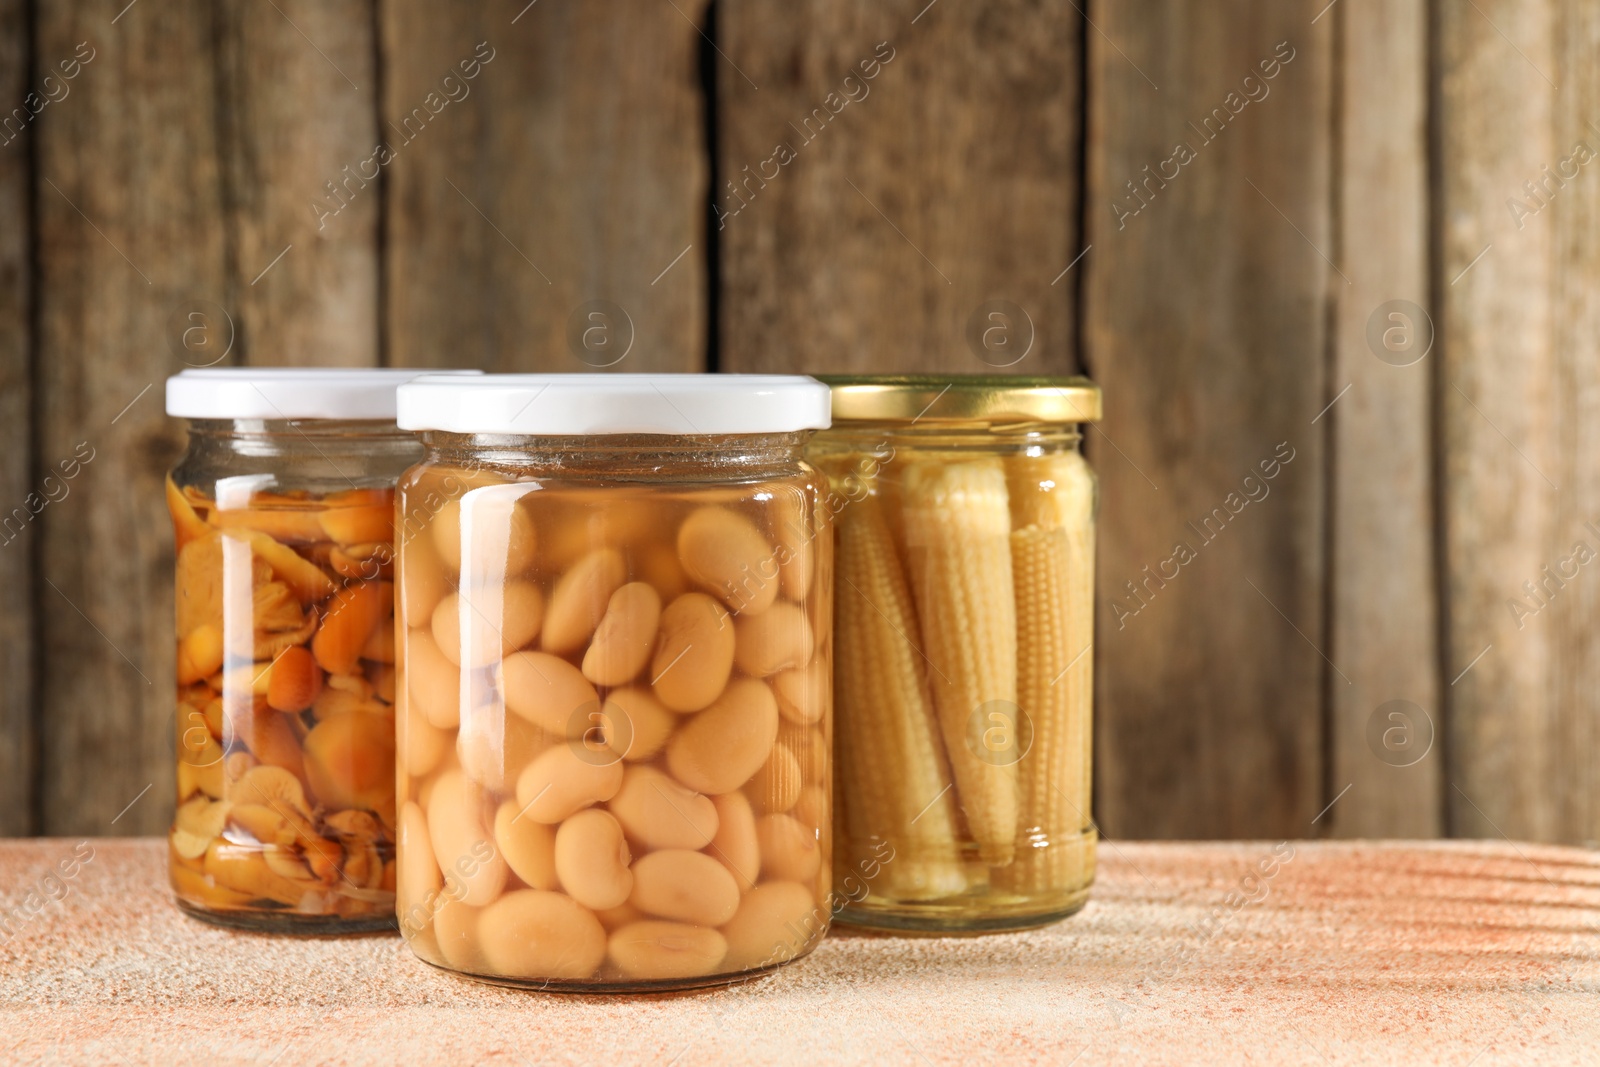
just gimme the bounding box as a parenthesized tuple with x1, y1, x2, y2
(0, 840, 1596, 1066)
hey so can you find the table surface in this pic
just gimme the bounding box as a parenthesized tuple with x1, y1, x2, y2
(0, 839, 1596, 1066)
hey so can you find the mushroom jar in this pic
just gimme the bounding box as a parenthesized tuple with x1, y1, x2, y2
(809, 376, 1100, 932)
(166, 368, 428, 932)
(392, 374, 834, 991)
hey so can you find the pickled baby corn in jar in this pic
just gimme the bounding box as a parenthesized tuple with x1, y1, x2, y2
(392, 374, 834, 991)
(165, 368, 437, 932)
(810, 376, 1100, 932)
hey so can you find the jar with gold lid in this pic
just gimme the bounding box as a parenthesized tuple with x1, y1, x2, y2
(809, 375, 1100, 932)
(392, 373, 834, 991)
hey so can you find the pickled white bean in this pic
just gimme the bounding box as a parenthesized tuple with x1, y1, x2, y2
(477, 890, 607, 980)
(396, 801, 442, 930)
(433, 496, 538, 578)
(793, 784, 827, 833)
(402, 699, 449, 779)
(603, 687, 675, 763)
(608, 921, 727, 981)
(772, 660, 826, 726)
(778, 718, 828, 776)
(499, 651, 599, 739)
(650, 593, 734, 712)
(433, 897, 486, 973)
(732, 602, 813, 678)
(429, 499, 465, 574)
(582, 581, 661, 686)
(514, 742, 624, 824)
(400, 527, 451, 625)
(709, 792, 760, 892)
(431, 579, 545, 667)
(677, 506, 779, 615)
(493, 800, 558, 891)
(407, 629, 461, 731)
(745, 741, 802, 815)
(413, 749, 459, 812)
(458, 704, 554, 793)
(635, 542, 690, 601)
(629, 849, 740, 927)
(554, 808, 634, 911)
(543, 547, 626, 654)
(719, 881, 817, 971)
(754, 813, 821, 884)
(609, 765, 718, 850)
(666, 678, 779, 795)
(772, 488, 815, 601)
(425, 770, 507, 908)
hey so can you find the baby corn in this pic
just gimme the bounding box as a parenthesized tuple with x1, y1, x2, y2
(997, 452, 1096, 893)
(835, 494, 967, 899)
(901, 458, 1019, 867)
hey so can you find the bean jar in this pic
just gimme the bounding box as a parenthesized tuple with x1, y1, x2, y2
(809, 375, 1100, 932)
(392, 374, 834, 991)
(166, 368, 430, 932)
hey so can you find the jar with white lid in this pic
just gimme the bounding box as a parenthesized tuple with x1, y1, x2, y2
(392, 373, 834, 991)
(165, 368, 431, 932)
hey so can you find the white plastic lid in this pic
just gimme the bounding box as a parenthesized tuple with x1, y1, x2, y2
(396, 374, 832, 435)
(166, 368, 472, 420)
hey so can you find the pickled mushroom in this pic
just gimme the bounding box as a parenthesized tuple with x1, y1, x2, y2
(167, 482, 400, 927)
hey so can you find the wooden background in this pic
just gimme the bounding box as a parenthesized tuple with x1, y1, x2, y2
(1, 0, 1595, 847)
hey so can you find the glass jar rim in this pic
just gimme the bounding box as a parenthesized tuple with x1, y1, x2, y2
(182, 417, 413, 437)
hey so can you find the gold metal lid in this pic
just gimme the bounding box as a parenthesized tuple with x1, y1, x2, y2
(818, 374, 1101, 424)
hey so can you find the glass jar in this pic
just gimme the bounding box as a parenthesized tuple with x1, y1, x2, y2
(392, 374, 834, 991)
(809, 375, 1100, 932)
(165, 368, 429, 932)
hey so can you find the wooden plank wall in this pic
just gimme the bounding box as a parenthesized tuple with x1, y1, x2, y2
(381, 0, 708, 372)
(2, 0, 1595, 846)
(1439, 0, 1600, 844)
(1327, 0, 1439, 838)
(1086, 3, 1332, 839)
(717, 0, 1080, 376)
(0, 0, 33, 837)
(35, 1, 225, 835)
(217, 0, 381, 367)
